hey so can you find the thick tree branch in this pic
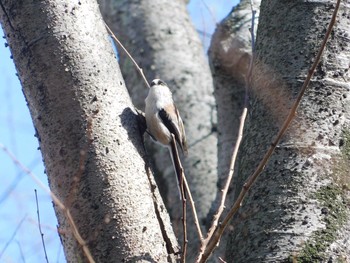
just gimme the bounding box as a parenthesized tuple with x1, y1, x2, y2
(0, 1, 178, 262)
(198, 0, 341, 261)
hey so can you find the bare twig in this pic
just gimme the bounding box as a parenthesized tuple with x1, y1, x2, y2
(0, 145, 95, 263)
(197, 0, 341, 261)
(170, 134, 188, 262)
(0, 215, 27, 260)
(181, 189, 187, 263)
(249, 0, 256, 54)
(16, 240, 26, 263)
(183, 176, 203, 241)
(105, 15, 203, 258)
(104, 22, 150, 89)
(180, 175, 188, 262)
(0, 158, 39, 205)
(198, 2, 257, 260)
(170, 135, 203, 243)
(35, 189, 49, 263)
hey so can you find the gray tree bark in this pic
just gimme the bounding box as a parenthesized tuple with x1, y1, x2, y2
(225, 0, 350, 262)
(207, 1, 260, 260)
(3, 0, 348, 262)
(208, 0, 260, 220)
(100, 0, 218, 257)
(0, 1, 178, 262)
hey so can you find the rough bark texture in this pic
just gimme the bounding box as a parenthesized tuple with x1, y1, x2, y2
(0, 1, 178, 262)
(226, 1, 350, 262)
(100, 0, 218, 255)
(208, 0, 260, 220)
(207, 0, 260, 260)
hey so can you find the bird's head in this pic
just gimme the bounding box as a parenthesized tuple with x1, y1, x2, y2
(151, 79, 167, 87)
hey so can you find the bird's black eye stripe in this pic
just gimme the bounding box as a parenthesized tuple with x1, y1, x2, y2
(159, 80, 166, 86)
(150, 79, 167, 86)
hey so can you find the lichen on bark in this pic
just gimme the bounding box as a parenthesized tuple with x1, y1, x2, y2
(297, 184, 349, 262)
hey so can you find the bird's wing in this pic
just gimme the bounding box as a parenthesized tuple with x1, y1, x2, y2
(175, 108, 188, 155)
(159, 106, 187, 154)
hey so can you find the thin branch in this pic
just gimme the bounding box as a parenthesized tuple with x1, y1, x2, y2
(181, 188, 187, 263)
(183, 176, 203, 241)
(198, 2, 256, 259)
(180, 176, 188, 262)
(170, 134, 188, 263)
(104, 22, 150, 89)
(0, 144, 95, 263)
(104, 21, 202, 246)
(0, 157, 40, 205)
(197, 0, 341, 261)
(35, 189, 49, 263)
(105, 19, 201, 256)
(15, 241, 26, 263)
(249, 0, 256, 54)
(0, 215, 27, 260)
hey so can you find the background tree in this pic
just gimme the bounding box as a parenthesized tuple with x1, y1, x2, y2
(100, 0, 221, 259)
(99, 1, 218, 245)
(221, 0, 350, 262)
(1, 0, 349, 263)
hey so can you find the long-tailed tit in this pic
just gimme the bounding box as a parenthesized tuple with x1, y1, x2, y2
(145, 79, 188, 154)
(145, 79, 188, 197)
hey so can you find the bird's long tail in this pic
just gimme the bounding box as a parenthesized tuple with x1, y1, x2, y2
(168, 136, 186, 200)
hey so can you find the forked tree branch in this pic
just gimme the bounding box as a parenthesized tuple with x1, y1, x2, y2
(196, 0, 341, 261)
(104, 21, 204, 257)
(200, 3, 257, 253)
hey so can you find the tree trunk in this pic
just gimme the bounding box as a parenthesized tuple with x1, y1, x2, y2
(0, 1, 178, 262)
(100, 0, 218, 256)
(226, 0, 350, 262)
(207, 0, 260, 260)
(208, 0, 260, 220)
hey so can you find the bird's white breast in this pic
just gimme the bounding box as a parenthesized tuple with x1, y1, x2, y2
(145, 85, 174, 146)
(146, 85, 173, 110)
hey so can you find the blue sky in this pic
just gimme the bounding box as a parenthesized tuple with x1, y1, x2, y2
(0, 1, 236, 262)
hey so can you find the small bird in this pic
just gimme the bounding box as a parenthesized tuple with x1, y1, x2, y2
(145, 79, 188, 197)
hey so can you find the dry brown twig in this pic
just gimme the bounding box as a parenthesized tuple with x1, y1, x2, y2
(0, 143, 95, 263)
(197, 2, 256, 261)
(104, 21, 204, 258)
(196, 0, 341, 261)
(35, 189, 49, 263)
(0, 215, 27, 260)
(1, 113, 97, 262)
(170, 134, 188, 263)
(183, 175, 204, 240)
(104, 22, 150, 89)
(181, 184, 187, 263)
